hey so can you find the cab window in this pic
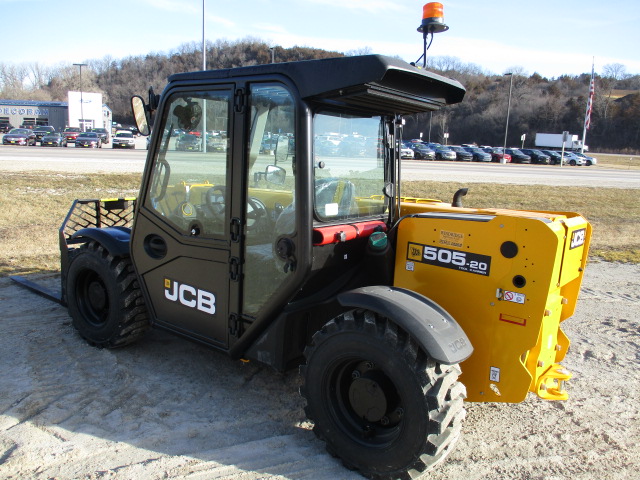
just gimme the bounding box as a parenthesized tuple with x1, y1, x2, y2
(313, 111, 386, 222)
(145, 90, 232, 237)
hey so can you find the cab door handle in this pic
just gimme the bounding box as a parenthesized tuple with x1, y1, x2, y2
(144, 234, 167, 259)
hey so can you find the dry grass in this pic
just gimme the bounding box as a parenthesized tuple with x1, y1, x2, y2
(402, 181, 640, 263)
(0, 172, 638, 276)
(592, 153, 640, 169)
(0, 172, 140, 276)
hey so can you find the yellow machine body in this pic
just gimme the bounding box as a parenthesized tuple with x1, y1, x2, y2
(394, 199, 591, 403)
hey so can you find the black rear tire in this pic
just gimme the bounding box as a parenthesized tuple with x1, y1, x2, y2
(66, 241, 149, 348)
(300, 309, 466, 479)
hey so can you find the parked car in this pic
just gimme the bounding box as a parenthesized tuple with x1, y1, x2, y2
(483, 147, 511, 163)
(63, 127, 82, 144)
(40, 132, 67, 147)
(433, 145, 457, 161)
(0, 122, 14, 133)
(572, 152, 597, 166)
(112, 130, 136, 149)
(399, 143, 414, 159)
(90, 127, 110, 144)
(464, 146, 492, 162)
(505, 148, 531, 164)
(562, 152, 584, 166)
(539, 150, 564, 165)
(409, 143, 436, 160)
(449, 145, 473, 161)
(206, 136, 227, 153)
(33, 126, 56, 143)
(75, 131, 103, 148)
(2, 128, 36, 146)
(175, 133, 202, 151)
(520, 149, 550, 165)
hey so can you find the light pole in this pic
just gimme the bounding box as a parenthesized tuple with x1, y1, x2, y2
(501, 72, 513, 164)
(201, 0, 207, 151)
(73, 63, 87, 131)
(269, 46, 276, 63)
(202, 0, 206, 70)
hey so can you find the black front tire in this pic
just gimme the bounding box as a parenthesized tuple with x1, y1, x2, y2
(66, 241, 149, 348)
(300, 310, 466, 479)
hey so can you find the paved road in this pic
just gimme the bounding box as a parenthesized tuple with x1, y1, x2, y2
(402, 159, 640, 188)
(1, 143, 639, 188)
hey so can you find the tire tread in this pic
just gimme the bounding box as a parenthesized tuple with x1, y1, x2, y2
(300, 308, 466, 480)
(69, 241, 149, 348)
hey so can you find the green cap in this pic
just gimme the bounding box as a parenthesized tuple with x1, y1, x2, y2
(369, 231, 388, 250)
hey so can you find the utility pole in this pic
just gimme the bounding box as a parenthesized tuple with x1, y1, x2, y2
(501, 72, 513, 164)
(73, 63, 87, 131)
(202, 0, 206, 70)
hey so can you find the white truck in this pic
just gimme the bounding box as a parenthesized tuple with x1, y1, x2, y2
(535, 132, 586, 151)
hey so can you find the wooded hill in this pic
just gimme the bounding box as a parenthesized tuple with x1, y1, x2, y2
(1, 38, 638, 153)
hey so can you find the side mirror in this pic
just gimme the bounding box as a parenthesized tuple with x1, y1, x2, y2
(265, 165, 286, 185)
(131, 95, 151, 136)
(274, 135, 290, 165)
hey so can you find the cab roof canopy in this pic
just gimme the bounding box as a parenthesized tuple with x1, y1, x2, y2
(168, 55, 465, 115)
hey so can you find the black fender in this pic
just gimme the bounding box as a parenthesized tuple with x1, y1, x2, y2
(70, 226, 132, 257)
(337, 286, 473, 365)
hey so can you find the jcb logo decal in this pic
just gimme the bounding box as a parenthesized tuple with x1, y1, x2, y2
(570, 228, 586, 249)
(164, 278, 216, 315)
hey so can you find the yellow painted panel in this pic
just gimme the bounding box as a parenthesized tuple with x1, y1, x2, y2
(394, 204, 590, 404)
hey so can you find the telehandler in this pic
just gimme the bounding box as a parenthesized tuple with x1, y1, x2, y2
(16, 13, 591, 478)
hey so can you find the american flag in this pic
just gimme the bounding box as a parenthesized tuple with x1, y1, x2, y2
(584, 66, 595, 130)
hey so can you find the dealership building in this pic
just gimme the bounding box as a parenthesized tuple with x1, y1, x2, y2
(0, 92, 112, 131)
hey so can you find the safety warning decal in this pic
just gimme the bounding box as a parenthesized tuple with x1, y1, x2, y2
(439, 230, 464, 248)
(490, 366, 501, 382)
(407, 242, 491, 276)
(502, 290, 525, 304)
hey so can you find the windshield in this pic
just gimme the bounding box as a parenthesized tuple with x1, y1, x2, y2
(313, 111, 386, 222)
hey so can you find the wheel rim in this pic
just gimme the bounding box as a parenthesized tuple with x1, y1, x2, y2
(325, 358, 404, 448)
(75, 269, 109, 327)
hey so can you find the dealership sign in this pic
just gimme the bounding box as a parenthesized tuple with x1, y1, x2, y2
(1, 107, 49, 116)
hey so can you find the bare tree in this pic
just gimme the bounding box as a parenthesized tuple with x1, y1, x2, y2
(602, 63, 628, 81)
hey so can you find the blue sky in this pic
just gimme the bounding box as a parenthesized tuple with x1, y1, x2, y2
(3, 0, 639, 78)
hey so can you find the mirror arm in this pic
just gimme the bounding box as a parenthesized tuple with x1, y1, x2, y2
(148, 86, 160, 112)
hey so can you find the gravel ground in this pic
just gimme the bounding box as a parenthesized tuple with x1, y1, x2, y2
(0, 260, 638, 480)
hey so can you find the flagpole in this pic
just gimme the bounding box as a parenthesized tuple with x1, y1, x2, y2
(581, 58, 595, 153)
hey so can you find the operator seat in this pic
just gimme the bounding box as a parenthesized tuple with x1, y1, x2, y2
(314, 177, 359, 219)
(274, 177, 359, 237)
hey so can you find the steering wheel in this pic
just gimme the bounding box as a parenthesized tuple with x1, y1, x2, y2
(205, 186, 226, 221)
(246, 197, 268, 232)
(150, 158, 171, 209)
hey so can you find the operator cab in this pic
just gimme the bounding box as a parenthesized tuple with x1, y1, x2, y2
(131, 55, 465, 354)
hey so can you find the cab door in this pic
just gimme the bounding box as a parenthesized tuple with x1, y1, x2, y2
(131, 86, 240, 349)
